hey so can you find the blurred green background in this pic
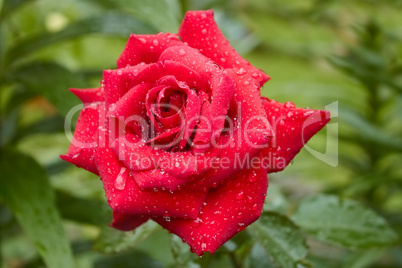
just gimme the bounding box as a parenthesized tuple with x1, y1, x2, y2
(0, 0, 401, 267)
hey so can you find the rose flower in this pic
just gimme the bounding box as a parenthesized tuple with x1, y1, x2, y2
(61, 10, 330, 255)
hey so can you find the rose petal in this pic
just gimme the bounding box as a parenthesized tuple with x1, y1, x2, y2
(117, 33, 182, 68)
(60, 102, 105, 174)
(110, 211, 148, 231)
(194, 70, 271, 188)
(112, 135, 220, 180)
(108, 83, 152, 120)
(95, 148, 207, 219)
(70, 87, 104, 104)
(103, 64, 150, 106)
(261, 97, 330, 172)
(159, 46, 234, 137)
(146, 127, 182, 149)
(179, 10, 270, 86)
(156, 163, 268, 255)
(131, 168, 194, 191)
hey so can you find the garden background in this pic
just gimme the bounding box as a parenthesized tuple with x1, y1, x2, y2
(0, 0, 401, 267)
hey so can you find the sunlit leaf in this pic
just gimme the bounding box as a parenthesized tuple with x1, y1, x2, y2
(249, 212, 308, 268)
(95, 220, 161, 254)
(0, 150, 74, 268)
(292, 195, 399, 249)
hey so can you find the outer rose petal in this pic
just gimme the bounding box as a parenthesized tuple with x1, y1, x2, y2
(179, 10, 270, 86)
(60, 102, 105, 174)
(95, 148, 208, 219)
(156, 163, 268, 255)
(111, 211, 148, 231)
(261, 97, 330, 172)
(117, 33, 182, 68)
(69, 87, 104, 104)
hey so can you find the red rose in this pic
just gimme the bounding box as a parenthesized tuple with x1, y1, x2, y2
(61, 10, 330, 255)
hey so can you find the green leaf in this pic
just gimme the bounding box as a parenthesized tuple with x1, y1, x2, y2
(95, 220, 161, 254)
(93, 250, 163, 268)
(249, 211, 308, 268)
(0, 150, 74, 268)
(55, 190, 111, 226)
(0, 0, 34, 21)
(10, 62, 86, 117)
(5, 11, 156, 65)
(171, 235, 199, 268)
(93, 0, 181, 33)
(343, 250, 385, 268)
(245, 243, 276, 268)
(292, 195, 399, 249)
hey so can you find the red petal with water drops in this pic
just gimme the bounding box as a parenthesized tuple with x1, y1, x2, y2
(261, 97, 330, 172)
(110, 211, 148, 231)
(108, 83, 152, 121)
(156, 163, 268, 255)
(117, 33, 182, 68)
(60, 102, 105, 174)
(193, 70, 271, 189)
(159, 46, 234, 137)
(179, 10, 270, 86)
(69, 87, 104, 104)
(95, 148, 208, 219)
(131, 168, 194, 191)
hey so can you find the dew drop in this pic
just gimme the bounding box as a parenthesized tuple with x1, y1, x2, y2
(252, 72, 259, 78)
(236, 191, 244, 200)
(179, 49, 187, 56)
(117, 70, 122, 75)
(237, 68, 247, 75)
(243, 81, 250, 86)
(152, 39, 159, 46)
(192, 217, 203, 228)
(115, 167, 126, 190)
(138, 38, 146, 44)
(284, 101, 295, 109)
(201, 29, 207, 34)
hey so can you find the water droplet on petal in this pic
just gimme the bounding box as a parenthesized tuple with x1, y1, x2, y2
(115, 167, 126, 190)
(284, 101, 295, 109)
(201, 29, 207, 34)
(152, 39, 159, 46)
(192, 217, 203, 228)
(237, 68, 247, 75)
(179, 49, 187, 56)
(236, 191, 244, 200)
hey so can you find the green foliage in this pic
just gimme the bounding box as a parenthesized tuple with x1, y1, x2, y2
(10, 62, 86, 117)
(95, 221, 161, 254)
(0, 0, 401, 267)
(0, 150, 74, 268)
(292, 195, 398, 249)
(249, 212, 308, 268)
